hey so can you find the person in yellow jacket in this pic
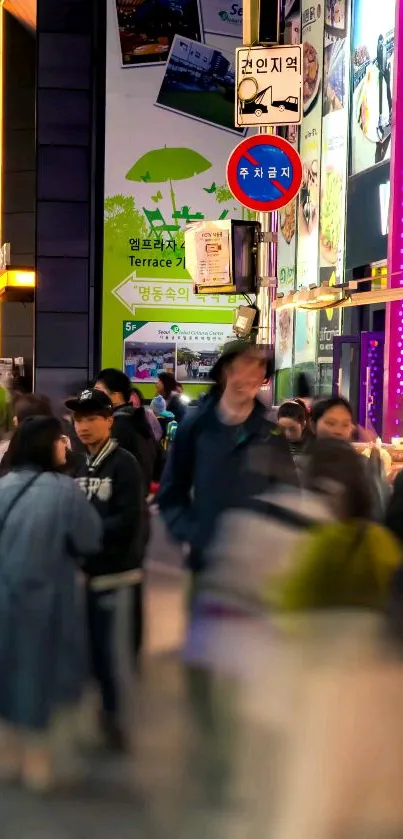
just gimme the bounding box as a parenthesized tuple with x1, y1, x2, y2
(268, 438, 401, 612)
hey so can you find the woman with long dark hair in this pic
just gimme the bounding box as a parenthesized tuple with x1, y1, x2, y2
(0, 416, 101, 791)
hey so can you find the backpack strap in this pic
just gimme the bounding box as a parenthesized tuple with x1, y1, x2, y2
(245, 496, 318, 531)
(0, 473, 41, 542)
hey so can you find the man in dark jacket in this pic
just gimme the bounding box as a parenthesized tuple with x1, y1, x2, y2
(95, 368, 156, 489)
(158, 341, 298, 577)
(66, 388, 144, 749)
(95, 368, 157, 660)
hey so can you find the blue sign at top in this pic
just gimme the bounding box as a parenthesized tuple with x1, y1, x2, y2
(227, 134, 303, 213)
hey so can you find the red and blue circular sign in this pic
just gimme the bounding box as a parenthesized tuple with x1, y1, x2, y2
(227, 134, 303, 213)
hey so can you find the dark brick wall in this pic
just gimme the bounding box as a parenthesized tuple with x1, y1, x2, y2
(3, 12, 36, 269)
(34, 0, 106, 401)
(0, 13, 35, 361)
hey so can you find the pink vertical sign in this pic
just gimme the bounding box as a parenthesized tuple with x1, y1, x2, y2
(384, 0, 403, 441)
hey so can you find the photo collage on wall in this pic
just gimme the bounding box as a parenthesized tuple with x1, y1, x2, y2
(123, 321, 234, 383)
(114, 0, 244, 135)
(103, 0, 248, 385)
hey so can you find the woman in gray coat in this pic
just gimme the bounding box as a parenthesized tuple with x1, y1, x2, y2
(0, 416, 102, 791)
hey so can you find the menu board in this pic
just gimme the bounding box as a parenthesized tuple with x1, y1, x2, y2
(351, 0, 396, 176)
(317, 268, 341, 363)
(275, 4, 300, 371)
(320, 0, 350, 278)
(294, 309, 317, 364)
(294, 0, 324, 363)
(316, 0, 350, 363)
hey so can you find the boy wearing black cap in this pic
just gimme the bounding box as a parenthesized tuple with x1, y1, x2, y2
(65, 388, 144, 748)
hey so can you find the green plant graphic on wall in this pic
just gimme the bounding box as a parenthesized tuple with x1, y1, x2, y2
(104, 195, 148, 248)
(126, 146, 212, 227)
(103, 145, 246, 294)
(214, 182, 256, 221)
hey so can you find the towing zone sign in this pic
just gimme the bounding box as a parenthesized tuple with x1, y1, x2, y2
(236, 45, 303, 128)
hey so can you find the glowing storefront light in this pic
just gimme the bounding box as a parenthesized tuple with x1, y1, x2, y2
(384, 0, 403, 441)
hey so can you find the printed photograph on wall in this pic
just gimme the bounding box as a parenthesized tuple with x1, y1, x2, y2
(200, 0, 242, 38)
(123, 320, 233, 383)
(351, 0, 396, 175)
(156, 35, 244, 133)
(115, 0, 203, 67)
(323, 36, 346, 116)
(325, 0, 346, 35)
(176, 346, 221, 381)
(124, 341, 176, 382)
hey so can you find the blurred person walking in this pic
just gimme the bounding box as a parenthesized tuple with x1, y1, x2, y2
(158, 340, 297, 588)
(67, 389, 144, 749)
(0, 416, 102, 792)
(270, 438, 400, 612)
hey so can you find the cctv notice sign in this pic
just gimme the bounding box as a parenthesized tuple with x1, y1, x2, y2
(236, 45, 302, 128)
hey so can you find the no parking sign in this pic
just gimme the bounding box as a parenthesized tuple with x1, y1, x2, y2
(226, 134, 303, 213)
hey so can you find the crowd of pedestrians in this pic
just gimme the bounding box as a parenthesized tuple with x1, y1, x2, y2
(1, 341, 403, 816)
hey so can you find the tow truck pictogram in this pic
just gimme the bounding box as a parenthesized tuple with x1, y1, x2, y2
(240, 86, 299, 118)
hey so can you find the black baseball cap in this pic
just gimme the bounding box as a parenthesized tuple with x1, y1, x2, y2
(210, 340, 274, 384)
(65, 388, 113, 415)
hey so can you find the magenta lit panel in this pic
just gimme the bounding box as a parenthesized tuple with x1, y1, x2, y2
(384, 0, 403, 440)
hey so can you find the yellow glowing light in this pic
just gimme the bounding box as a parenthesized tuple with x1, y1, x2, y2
(0, 269, 36, 292)
(9, 270, 35, 287)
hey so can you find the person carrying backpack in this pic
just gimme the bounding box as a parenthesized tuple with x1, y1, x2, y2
(158, 340, 298, 586)
(95, 369, 156, 490)
(149, 395, 177, 484)
(66, 388, 144, 748)
(95, 369, 155, 662)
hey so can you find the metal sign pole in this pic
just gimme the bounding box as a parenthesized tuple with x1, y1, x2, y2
(256, 125, 277, 346)
(242, 2, 279, 350)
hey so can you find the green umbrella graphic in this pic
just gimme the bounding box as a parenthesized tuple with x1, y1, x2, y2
(126, 146, 212, 219)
